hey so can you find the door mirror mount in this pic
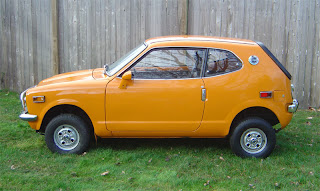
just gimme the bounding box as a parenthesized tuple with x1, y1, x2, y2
(122, 71, 132, 80)
(119, 71, 132, 89)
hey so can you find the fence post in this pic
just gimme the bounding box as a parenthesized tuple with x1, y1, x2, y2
(51, 0, 59, 75)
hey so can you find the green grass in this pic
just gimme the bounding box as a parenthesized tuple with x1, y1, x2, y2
(0, 90, 319, 190)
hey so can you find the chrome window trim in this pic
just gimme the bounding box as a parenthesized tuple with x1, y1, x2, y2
(146, 37, 256, 46)
(117, 46, 243, 80)
(203, 48, 244, 78)
(106, 43, 147, 76)
(116, 76, 202, 81)
(117, 46, 209, 78)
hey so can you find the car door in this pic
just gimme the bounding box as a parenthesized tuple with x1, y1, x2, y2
(106, 48, 206, 132)
(201, 48, 244, 135)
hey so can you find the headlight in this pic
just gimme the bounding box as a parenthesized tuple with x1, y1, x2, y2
(20, 86, 36, 112)
(20, 89, 28, 112)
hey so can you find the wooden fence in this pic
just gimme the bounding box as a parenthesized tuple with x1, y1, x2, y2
(0, 0, 319, 109)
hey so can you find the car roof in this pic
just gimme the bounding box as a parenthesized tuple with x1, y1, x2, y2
(145, 35, 257, 46)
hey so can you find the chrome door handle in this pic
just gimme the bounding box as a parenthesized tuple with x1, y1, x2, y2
(201, 88, 206, 101)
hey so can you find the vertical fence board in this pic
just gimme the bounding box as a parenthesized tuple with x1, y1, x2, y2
(0, 0, 3, 88)
(311, 0, 320, 107)
(11, 0, 18, 90)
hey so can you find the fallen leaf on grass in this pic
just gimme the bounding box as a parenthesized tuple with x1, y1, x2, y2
(121, 171, 125, 174)
(219, 156, 225, 161)
(148, 158, 152, 163)
(10, 165, 16, 170)
(101, 171, 110, 176)
(308, 107, 316, 111)
(227, 176, 231, 179)
(204, 180, 210, 186)
(274, 182, 280, 187)
(309, 171, 314, 176)
(306, 117, 313, 119)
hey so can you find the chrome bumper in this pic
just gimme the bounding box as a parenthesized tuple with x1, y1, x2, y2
(19, 112, 38, 121)
(288, 99, 299, 113)
(19, 86, 37, 121)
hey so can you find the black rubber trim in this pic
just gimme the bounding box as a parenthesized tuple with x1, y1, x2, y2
(200, 49, 209, 78)
(256, 41, 291, 80)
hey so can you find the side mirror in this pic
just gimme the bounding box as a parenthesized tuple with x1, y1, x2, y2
(119, 71, 132, 89)
(122, 71, 132, 80)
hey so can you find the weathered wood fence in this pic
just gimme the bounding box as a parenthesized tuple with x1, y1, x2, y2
(0, 0, 319, 109)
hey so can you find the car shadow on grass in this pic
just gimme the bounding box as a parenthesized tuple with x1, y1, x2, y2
(93, 138, 230, 152)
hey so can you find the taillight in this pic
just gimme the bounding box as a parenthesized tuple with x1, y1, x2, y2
(260, 91, 272, 98)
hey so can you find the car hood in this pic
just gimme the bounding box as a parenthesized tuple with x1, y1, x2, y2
(38, 69, 94, 86)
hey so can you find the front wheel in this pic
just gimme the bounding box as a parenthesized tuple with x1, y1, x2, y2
(45, 114, 91, 154)
(230, 118, 276, 158)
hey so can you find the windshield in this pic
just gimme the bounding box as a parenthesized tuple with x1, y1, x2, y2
(105, 43, 147, 76)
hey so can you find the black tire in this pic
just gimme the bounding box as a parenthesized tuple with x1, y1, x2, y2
(230, 118, 276, 158)
(45, 114, 91, 154)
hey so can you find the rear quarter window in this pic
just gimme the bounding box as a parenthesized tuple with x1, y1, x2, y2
(205, 49, 242, 77)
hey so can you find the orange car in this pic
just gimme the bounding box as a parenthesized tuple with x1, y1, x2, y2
(19, 36, 298, 158)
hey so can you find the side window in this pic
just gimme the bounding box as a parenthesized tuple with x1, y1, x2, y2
(205, 49, 242, 77)
(130, 48, 205, 79)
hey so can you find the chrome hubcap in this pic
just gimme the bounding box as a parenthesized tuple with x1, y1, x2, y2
(54, 125, 80, 151)
(240, 128, 267, 154)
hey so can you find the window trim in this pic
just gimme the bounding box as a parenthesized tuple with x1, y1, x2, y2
(119, 47, 208, 80)
(203, 48, 244, 78)
(118, 46, 243, 80)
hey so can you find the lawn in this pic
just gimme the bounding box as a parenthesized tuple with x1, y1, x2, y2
(0, 90, 319, 190)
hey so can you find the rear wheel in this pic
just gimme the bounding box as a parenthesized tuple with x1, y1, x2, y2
(230, 118, 276, 158)
(45, 114, 91, 154)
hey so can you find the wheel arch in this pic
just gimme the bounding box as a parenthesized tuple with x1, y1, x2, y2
(39, 104, 94, 135)
(228, 106, 279, 136)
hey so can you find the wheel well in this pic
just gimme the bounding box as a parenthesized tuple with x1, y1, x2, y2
(39, 105, 94, 135)
(229, 107, 279, 136)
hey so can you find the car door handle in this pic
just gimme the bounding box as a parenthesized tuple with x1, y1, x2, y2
(201, 88, 206, 101)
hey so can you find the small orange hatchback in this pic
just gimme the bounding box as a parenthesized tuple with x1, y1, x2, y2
(19, 36, 298, 158)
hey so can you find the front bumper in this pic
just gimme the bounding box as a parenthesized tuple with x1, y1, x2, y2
(288, 99, 299, 113)
(19, 112, 38, 121)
